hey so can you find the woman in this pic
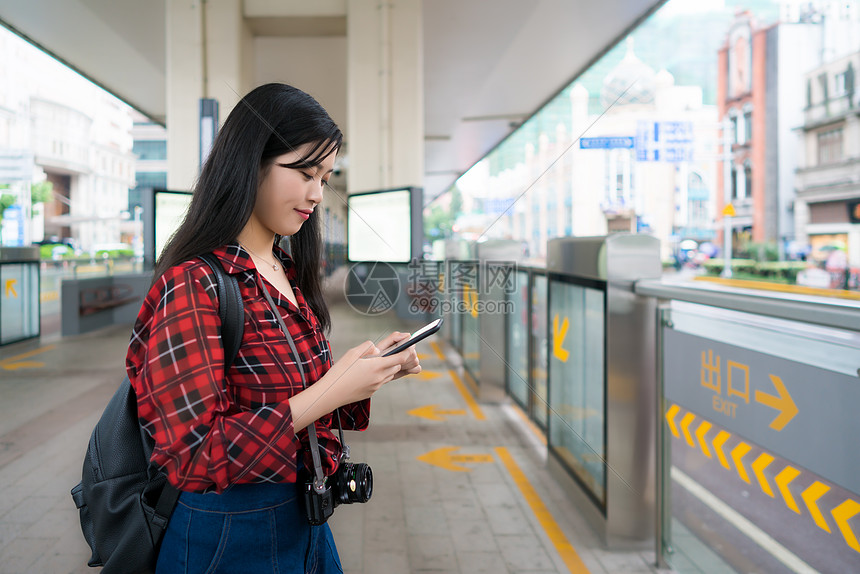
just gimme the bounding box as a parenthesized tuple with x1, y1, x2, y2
(127, 83, 420, 573)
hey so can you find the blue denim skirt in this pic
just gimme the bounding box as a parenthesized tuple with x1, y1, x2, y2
(155, 482, 343, 574)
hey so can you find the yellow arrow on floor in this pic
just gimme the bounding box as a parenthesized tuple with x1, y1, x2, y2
(0, 345, 55, 371)
(552, 314, 570, 362)
(754, 374, 798, 431)
(408, 404, 466, 421)
(415, 370, 442, 381)
(417, 447, 493, 472)
(4, 279, 17, 298)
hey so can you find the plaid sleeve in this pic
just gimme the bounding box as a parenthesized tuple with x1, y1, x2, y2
(335, 400, 371, 431)
(320, 340, 370, 431)
(127, 262, 300, 493)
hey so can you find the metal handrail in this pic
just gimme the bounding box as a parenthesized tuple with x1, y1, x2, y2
(634, 278, 860, 332)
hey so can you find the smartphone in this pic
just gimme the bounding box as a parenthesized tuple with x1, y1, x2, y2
(381, 318, 444, 356)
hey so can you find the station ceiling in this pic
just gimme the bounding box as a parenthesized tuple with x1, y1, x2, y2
(0, 0, 664, 200)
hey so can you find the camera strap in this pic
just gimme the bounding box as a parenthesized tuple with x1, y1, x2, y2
(259, 282, 339, 492)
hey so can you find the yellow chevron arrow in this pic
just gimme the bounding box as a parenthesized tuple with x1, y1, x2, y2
(713, 430, 732, 470)
(552, 315, 570, 362)
(695, 421, 712, 458)
(775, 465, 802, 514)
(5, 278, 17, 298)
(463, 285, 479, 318)
(680, 413, 696, 447)
(417, 447, 494, 472)
(665, 404, 681, 439)
(731, 441, 752, 483)
(754, 374, 798, 431)
(416, 370, 442, 381)
(831, 499, 860, 554)
(802, 481, 832, 532)
(408, 404, 466, 421)
(751, 453, 775, 497)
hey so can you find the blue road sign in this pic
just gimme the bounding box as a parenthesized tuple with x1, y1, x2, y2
(636, 121, 694, 162)
(579, 136, 635, 149)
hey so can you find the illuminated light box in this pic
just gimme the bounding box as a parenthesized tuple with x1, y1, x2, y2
(347, 187, 422, 263)
(154, 190, 192, 260)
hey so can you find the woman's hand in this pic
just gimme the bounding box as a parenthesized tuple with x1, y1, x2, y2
(289, 339, 418, 429)
(376, 331, 422, 380)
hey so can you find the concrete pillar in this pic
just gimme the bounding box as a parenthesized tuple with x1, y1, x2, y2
(346, 0, 423, 193)
(166, 0, 252, 191)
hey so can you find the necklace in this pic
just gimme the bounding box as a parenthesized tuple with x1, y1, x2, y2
(240, 243, 280, 271)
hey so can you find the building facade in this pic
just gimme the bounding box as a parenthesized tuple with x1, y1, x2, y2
(0, 26, 136, 251)
(716, 10, 824, 254)
(464, 41, 717, 261)
(794, 49, 860, 277)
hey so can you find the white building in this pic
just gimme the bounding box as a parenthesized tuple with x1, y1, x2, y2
(0, 26, 136, 251)
(471, 41, 718, 260)
(791, 0, 860, 276)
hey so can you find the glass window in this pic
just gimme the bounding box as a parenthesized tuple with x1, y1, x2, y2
(134, 172, 167, 190)
(731, 166, 739, 200)
(818, 128, 843, 164)
(132, 140, 167, 161)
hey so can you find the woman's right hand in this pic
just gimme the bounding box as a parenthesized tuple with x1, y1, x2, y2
(289, 340, 413, 429)
(324, 340, 410, 404)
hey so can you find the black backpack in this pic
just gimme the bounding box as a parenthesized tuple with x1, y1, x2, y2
(70, 254, 244, 574)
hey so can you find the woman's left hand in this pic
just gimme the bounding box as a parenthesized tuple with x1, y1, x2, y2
(376, 331, 422, 380)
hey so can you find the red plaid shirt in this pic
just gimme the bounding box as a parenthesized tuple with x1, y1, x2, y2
(127, 244, 370, 493)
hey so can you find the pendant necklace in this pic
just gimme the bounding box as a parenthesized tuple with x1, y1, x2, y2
(240, 243, 280, 272)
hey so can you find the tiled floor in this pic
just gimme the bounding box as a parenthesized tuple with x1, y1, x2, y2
(0, 302, 670, 573)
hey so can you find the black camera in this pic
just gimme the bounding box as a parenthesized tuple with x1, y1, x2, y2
(302, 457, 373, 525)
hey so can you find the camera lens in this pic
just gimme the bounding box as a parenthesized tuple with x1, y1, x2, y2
(335, 462, 373, 505)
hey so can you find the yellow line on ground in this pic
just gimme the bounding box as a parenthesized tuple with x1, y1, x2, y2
(495, 447, 590, 573)
(0, 344, 56, 365)
(510, 403, 547, 446)
(695, 275, 860, 301)
(448, 369, 486, 421)
(462, 369, 480, 396)
(429, 341, 446, 361)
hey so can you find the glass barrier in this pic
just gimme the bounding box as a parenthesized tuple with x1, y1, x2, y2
(548, 276, 607, 507)
(660, 301, 860, 573)
(506, 270, 530, 408)
(530, 273, 548, 428)
(448, 272, 462, 353)
(459, 262, 481, 383)
(1, 261, 39, 345)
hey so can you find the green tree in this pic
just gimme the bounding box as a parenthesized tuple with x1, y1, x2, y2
(30, 180, 53, 204)
(423, 186, 465, 241)
(0, 181, 53, 221)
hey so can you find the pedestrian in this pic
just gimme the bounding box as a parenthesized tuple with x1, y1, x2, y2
(126, 83, 421, 573)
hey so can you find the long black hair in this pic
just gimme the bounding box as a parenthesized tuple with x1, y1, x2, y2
(154, 83, 342, 333)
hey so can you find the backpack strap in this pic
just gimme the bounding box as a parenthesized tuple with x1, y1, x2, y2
(199, 252, 244, 367)
(148, 253, 244, 543)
